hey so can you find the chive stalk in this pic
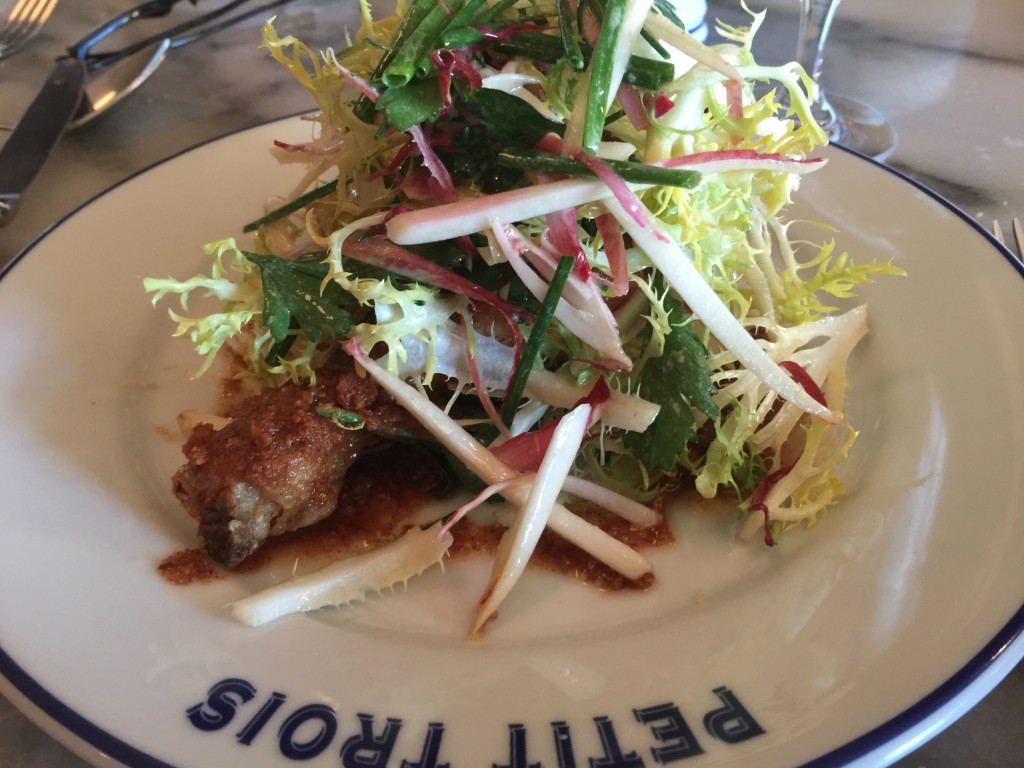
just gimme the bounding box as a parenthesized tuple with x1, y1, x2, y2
(243, 179, 339, 233)
(493, 33, 674, 90)
(353, 0, 437, 121)
(383, 0, 466, 87)
(495, 149, 702, 188)
(501, 256, 574, 427)
(556, 0, 585, 70)
(473, 0, 519, 25)
(582, 0, 627, 153)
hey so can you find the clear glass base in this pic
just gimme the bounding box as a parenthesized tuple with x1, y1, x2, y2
(818, 94, 898, 162)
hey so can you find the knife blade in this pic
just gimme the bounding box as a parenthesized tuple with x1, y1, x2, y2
(0, 57, 87, 227)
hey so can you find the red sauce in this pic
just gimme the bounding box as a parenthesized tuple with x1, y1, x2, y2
(157, 548, 224, 585)
(158, 443, 676, 592)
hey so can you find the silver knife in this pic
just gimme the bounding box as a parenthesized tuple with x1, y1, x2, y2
(0, 57, 86, 227)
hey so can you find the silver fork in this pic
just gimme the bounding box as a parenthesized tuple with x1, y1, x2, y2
(0, 0, 59, 59)
(992, 217, 1024, 263)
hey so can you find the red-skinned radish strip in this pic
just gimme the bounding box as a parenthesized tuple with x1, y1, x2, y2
(601, 195, 836, 422)
(470, 403, 592, 638)
(228, 522, 453, 626)
(490, 377, 608, 471)
(326, 49, 380, 102)
(724, 78, 744, 119)
(490, 221, 631, 369)
(642, 12, 742, 83)
(440, 476, 535, 538)
(462, 320, 511, 438)
(385, 153, 821, 247)
(498, 223, 612, 324)
(340, 236, 529, 322)
(345, 340, 653, 586)
(490, 420, 558, 471)
(386, 175, 654, 245)
(779, 360, 828, 407)
(438, 472, 660, 535)
(544, 208, 590, 279)
(527, 370, 658, 432)
(408, 124, 458, 204)
(653, 149, 827, 175)
(575, 152, 652, 229)
(616, 83, 650, 131)
(595, 212, 629, 295)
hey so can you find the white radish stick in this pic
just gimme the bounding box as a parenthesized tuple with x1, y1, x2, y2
(228, 522, 453, 627)
(470, 404, 592, 638)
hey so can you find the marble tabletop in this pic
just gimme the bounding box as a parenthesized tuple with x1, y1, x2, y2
(1, 0, 1021, 765)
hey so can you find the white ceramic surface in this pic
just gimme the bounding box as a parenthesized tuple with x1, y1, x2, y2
(0, 118, 1022, 768)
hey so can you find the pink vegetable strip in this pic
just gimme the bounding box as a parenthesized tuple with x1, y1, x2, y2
(340, 236, 529, 322)
(344, 340, 653, 592)
(439, 476, 535, 538)
(597, 191, 836, 422)
(470, 403, 592, 638)
(462, 320, 512, 438)
(594, 212, 629, 295)
(490, 221, 631, 369)
(616, 83, 650, 131)
(574, 152, 652, 229)
(653, 149, 827, 175)
(408, 124, 458, 204)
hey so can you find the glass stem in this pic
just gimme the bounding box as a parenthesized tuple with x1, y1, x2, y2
(796, 0, 842, 138)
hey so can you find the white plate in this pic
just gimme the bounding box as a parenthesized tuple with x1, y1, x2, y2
(1, 118, 1022, 768)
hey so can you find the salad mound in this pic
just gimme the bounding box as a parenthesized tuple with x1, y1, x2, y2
(145, 0, 901, 637)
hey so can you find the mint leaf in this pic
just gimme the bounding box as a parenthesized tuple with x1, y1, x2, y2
(244, 252, 357, 346)
(625, 299, 719, 473)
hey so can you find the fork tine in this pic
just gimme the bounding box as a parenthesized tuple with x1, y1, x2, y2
(993, 218, 1024, 264)
(5, 0, 45, 31)
(2, 0, 34, 24)
(0, 0, 57, 57)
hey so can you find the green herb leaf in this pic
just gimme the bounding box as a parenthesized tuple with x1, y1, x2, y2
(467, 88, 565, 143)
(244, 252, 357, 346)
(376, 75, 446, 132)
(625, 298, 719, 473)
